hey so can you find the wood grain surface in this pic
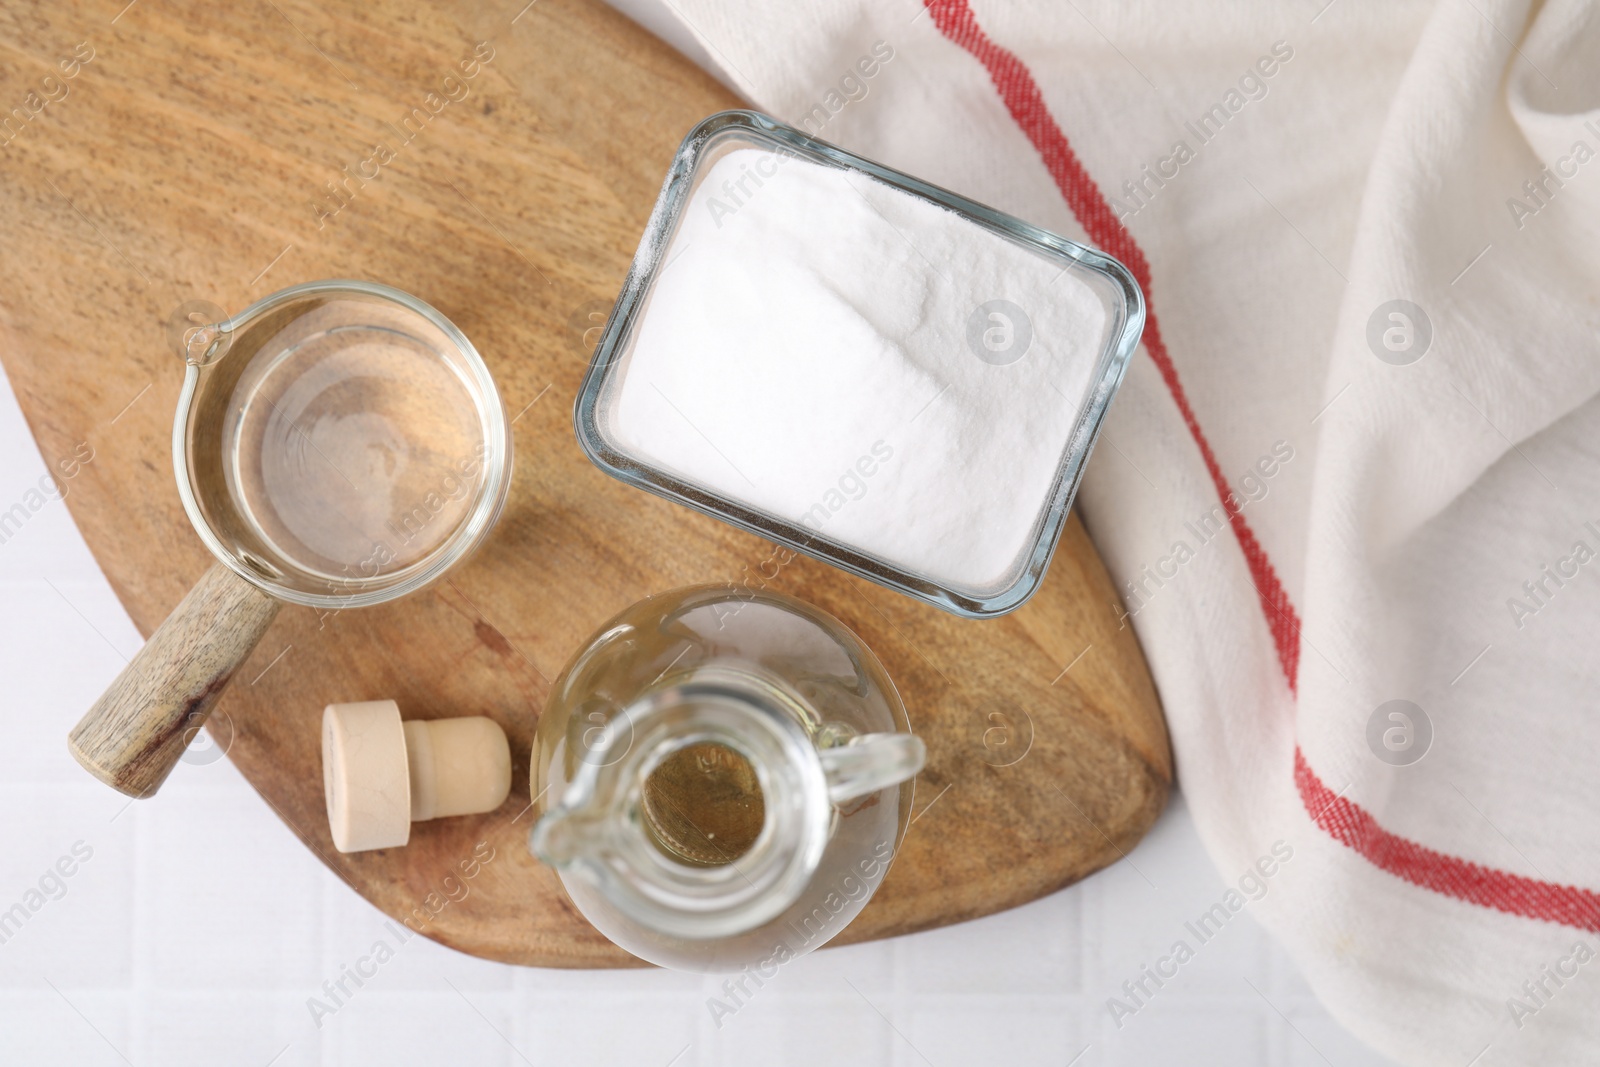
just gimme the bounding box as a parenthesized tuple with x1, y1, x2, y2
(0, 0, 1170, 965)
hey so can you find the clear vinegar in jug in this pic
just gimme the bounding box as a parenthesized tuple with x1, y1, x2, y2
(529, 585, 925, 972)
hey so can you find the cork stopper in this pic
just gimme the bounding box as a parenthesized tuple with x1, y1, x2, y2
(322, 700, 512, 853)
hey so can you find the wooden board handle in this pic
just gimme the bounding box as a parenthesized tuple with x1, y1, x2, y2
(68, 562, 281, 797)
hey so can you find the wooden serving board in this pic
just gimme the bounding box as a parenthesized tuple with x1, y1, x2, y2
(0, 0, 1170, 965)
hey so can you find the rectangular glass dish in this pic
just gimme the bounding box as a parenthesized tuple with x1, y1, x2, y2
(574, 111, 1144, 618)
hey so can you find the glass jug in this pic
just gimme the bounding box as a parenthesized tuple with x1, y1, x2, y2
(529, 586, 925, 971)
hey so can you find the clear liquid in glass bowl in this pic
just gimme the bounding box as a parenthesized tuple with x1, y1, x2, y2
(178, 282, 510, 607)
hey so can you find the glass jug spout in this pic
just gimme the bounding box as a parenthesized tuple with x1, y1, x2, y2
(527, 804, 614, 867)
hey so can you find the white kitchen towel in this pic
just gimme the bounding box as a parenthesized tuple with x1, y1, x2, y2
(642, 1, 1600, 1062)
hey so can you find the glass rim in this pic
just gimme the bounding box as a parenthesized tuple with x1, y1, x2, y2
(531, 669, 836, 941)
(172, 278, 513, 610)
(573, 110, 1145, 618)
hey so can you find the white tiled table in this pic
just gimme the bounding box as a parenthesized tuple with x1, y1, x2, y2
(0, 359, 1401, 1066)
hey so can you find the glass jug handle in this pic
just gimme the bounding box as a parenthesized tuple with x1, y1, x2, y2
(818, 733, 926, 804)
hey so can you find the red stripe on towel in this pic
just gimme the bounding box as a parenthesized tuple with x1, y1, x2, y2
(1297, 749, 1600, 930)
(922, 0, 1301, 689)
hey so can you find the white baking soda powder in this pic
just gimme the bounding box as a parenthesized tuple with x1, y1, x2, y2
(610, 146, 1112, 593)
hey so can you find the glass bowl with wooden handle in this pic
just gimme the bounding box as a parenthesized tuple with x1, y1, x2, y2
(68, 279, 512, 798)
